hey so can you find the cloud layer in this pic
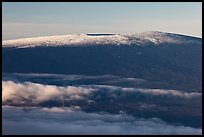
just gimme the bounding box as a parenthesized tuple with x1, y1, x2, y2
(2, 80, 201, 110)
(2, 106, 202, 135)
(2, 80, 202, 131)
(2, 73, 146, 87)
(83, 84, 201, 98)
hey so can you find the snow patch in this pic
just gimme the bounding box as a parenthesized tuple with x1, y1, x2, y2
(2, 31, 201, 48)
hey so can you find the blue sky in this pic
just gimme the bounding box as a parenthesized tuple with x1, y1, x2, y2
(2, 2, 202, 40)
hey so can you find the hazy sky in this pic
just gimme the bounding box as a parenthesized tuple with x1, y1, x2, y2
(2, 2, 202, 40)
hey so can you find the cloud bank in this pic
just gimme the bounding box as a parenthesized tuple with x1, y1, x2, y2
(2, 106, 202, 135)
(2, 81, 201, 107)
(84, 84, 201, 98)
(2, 80, 202, 135)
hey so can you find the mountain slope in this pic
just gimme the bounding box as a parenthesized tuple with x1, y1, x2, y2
(2, 31, 202, 92)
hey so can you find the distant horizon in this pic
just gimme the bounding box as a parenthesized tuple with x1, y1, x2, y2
(3, 2, 202, 40)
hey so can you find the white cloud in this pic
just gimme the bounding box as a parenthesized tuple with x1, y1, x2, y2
(2, 81, 201, 106)
(122, 88, 201, 98)
(2, 106, 202, 135)
(40, 106, 80, 113)
(2, 81, 95, 105)
(82, 84, 201, 98)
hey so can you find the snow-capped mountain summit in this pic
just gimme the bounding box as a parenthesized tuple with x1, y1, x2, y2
(2, 30, 202, 94)
(2, 31, 201, 48)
